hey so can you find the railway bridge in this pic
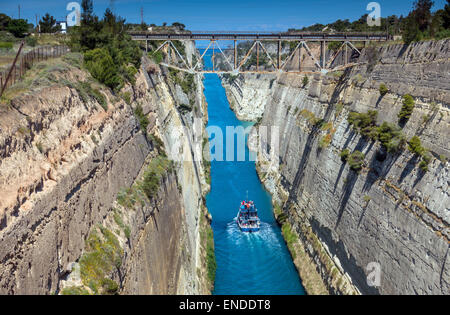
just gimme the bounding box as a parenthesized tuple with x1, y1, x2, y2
(130, 31, 390, 75)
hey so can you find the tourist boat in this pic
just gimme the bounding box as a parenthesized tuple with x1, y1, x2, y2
(236, 200, 261, 232)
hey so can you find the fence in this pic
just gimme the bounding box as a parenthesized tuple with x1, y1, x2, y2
(0, 42, 70, 97)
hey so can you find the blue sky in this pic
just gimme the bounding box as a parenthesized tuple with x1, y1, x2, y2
(1, 0, 447, 31)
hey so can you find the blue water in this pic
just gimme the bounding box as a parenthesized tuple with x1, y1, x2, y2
(202, 52, 305, 295)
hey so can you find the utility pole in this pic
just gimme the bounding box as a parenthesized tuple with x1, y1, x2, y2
(18, 5, 21, 19)
(141, 7, 144, 25)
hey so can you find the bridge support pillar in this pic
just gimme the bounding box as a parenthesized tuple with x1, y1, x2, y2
(146, 39, 148, 53)
(345, 43, 348, 65)
(234, 40, 237, 70)
(299, 43, 302, 72)
(278, 40, 281, 70)
(321, 41, 326, 69)
(256, 41, 260, 72)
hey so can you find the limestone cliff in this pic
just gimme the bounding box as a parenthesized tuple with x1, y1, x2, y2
(0, 43, 212, 294)
(223, 39, 450, 295)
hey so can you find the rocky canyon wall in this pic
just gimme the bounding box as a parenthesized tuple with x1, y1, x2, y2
(223, 39, 450, 295)
(0, 42, 211, 294)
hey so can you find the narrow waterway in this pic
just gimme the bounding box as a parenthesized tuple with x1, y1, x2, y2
(203, 52, 305, 295)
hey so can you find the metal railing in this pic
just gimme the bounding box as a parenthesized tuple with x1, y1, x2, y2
(0, 43, 70, 97)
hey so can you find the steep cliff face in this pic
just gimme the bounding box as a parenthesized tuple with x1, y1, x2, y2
(0, 45, 211, 294)
(224, 39, 450, 295)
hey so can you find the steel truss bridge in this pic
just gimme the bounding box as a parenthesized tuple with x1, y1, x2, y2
(130, 32, 390, 75)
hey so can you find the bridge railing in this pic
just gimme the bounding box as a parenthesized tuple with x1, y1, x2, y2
(130, 31, 391, 41)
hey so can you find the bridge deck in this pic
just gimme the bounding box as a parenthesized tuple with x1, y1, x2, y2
(131, 32, 390, 42)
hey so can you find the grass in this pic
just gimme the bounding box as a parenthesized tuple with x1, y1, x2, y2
(60, 286, 91, 295)
(335, 102, 344, 117)
(282, 223, 299, 260)
(205, 225, 216, 284)
(202, 137, 211, 185)
(200, 208, 216, 286)
(134, 104, 149, 133)
(0, 58, 72, 103)
(319, 133, 332, 149)
(121, 91, 132, 105)
(36, 142, 44, 153)
(0, 42, 14, 50)
(79, 226, 122, 295)
(149, 50, 164, 64)
(113, 209, 131, 240)
(75, 81, 108, 111)
(299, 109, 323, 127)
(140, 156, 173, 200)
(117, 155, 173, 209)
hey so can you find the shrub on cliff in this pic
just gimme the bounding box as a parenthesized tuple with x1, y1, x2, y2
(79, 226, 123, 295)
(134, 104, 149, 133)
(419, 152, 432, 172)
(408, 136, 425, 156)
(302, 76, 309, 87)
(340, 149, 350, 162)
(348, 110, 378, 139)
(348, 151, 365, 172)
(141, 171, 159, 199)
(408, 136, 432, 172)
(84, 48, 122, 90)
(398, 94, 415, 124)
(378, 122, 406, 153)
(379, 84, 388, 96)
(70, 5, 142, 90)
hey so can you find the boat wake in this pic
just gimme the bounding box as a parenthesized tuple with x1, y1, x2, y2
(212, 221, 302, 295)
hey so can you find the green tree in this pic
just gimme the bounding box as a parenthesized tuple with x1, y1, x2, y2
(0, 13, 11, 31)
(408, 136, 425, 156)
(413, 0, 434, 31)
(403, 15, 422, 44)
(81, 0, 94, 25)
(398, 94, 416, 124)
(444, 0, 450, 29)
(39, 13, 58, 33)
(84, 48, 121, 90)
(172, 22, 185, 30)
(7, 19, 28, 37)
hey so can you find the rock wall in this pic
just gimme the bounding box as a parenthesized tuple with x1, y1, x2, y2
(0, 44, 211, 294)
(225, 39, 450, 295)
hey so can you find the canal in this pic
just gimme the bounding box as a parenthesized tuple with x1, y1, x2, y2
(202, 51, 305, 295)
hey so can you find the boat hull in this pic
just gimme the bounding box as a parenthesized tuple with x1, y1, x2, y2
(238, 225, 260, 233)
(237, 218, 260, 233)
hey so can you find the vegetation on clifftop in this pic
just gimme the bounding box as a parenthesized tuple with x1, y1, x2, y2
(68, 1, 142, 92)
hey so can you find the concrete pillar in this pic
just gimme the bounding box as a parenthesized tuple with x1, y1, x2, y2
(234, 40, 237, 70)
(321, 41, 326, 68)
(278, 40, 281, 70)
(256, 41, 260, 72)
